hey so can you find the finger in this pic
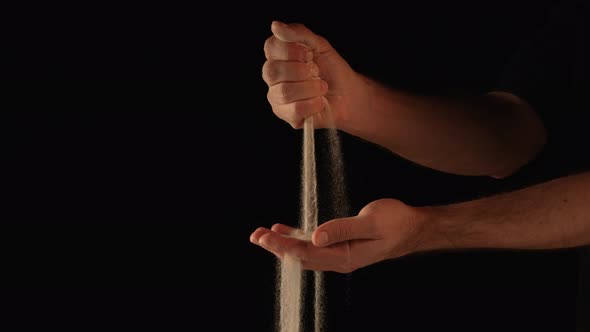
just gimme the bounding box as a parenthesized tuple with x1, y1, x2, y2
(259, 231, 357, 273)
(262, 60, 320, 86)
(271, 21, 332, 54)
(252, 227, 353, 272)
(296, 241, 353, 273)
(271, 96, 326, 129)
(271, 223, 297, 235)
(258, 231, 307, 259)
(268, 80, 327, 105)
(312, 215, 377, 247)
(250, 227, 272, 245)
(302, 259, 350, 273)
(264, 36, 313, 62)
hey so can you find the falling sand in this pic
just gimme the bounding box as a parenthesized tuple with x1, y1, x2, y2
(277, 114, 349, 332)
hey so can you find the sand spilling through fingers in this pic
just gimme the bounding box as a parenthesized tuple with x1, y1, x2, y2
(277, 116, 349, 332)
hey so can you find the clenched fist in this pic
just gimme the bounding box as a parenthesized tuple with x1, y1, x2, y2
(262, 21, 368, 129)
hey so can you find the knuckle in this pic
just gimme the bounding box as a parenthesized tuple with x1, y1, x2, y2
(289, 106, 302, 127)
(261, 61, 268, 77)
(336, 224, 351, 243)
(271, 106, 285, 120)
(292, 97, 321, 120)
(270, 104, 297, 128)
(263, 36, 274, 56)
(258, 233, 271, 248)
(363, 215, 379, 237)
(262, 61, 278, 83)
(278, 84, 293, 103)
(291, 100, 307, 119)
(288, 109, 304, 129)
(266, 90, 274, 103)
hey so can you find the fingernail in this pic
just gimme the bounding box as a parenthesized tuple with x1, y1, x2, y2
(316, 232, 329, 246)
(321, 80, 328, 91)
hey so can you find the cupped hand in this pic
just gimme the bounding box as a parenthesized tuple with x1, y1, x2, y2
(250, 199, 433, 273)
(262, 21, 368, 129)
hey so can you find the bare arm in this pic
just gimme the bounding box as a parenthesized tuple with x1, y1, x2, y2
(340, 76, 547, 178)
(251, 172, 590, 273)
(426, 171, 590, 251)
(263, 22, 547, 178)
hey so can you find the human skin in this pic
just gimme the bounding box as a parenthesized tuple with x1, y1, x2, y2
(251, 172, 590, 273)
(262, 21, 546, 178)
(253, 21, 587, 273)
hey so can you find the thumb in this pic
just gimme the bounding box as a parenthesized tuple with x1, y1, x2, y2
(312, 215, 376, 247)
(271, 21, 332, 53)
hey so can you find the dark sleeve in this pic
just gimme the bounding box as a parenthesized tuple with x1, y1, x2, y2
(494, 2, 582, 184)
(496, 2, 577, 120)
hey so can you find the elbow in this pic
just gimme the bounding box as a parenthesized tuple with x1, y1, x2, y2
(485, 91, 548, 179)
(491, 125, 547, 179)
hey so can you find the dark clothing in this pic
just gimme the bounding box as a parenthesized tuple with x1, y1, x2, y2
(499, 0, 590, 178)
(497, 1, 590, 330)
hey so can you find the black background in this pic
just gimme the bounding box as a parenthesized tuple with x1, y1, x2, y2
(2, 1, 581, 331)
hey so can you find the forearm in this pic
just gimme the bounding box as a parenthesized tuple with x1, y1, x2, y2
(338, 75, 546, 177)
(423, 171, 590, 251)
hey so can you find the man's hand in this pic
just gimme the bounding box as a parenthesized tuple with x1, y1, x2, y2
(262, 21, 368, 129)
(250, 199, 432, 273)
(263, 22, 546, 178)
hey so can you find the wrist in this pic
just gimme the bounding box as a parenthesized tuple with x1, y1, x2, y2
(414, 204, 468, 253)
(333, 71, 373, 132)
